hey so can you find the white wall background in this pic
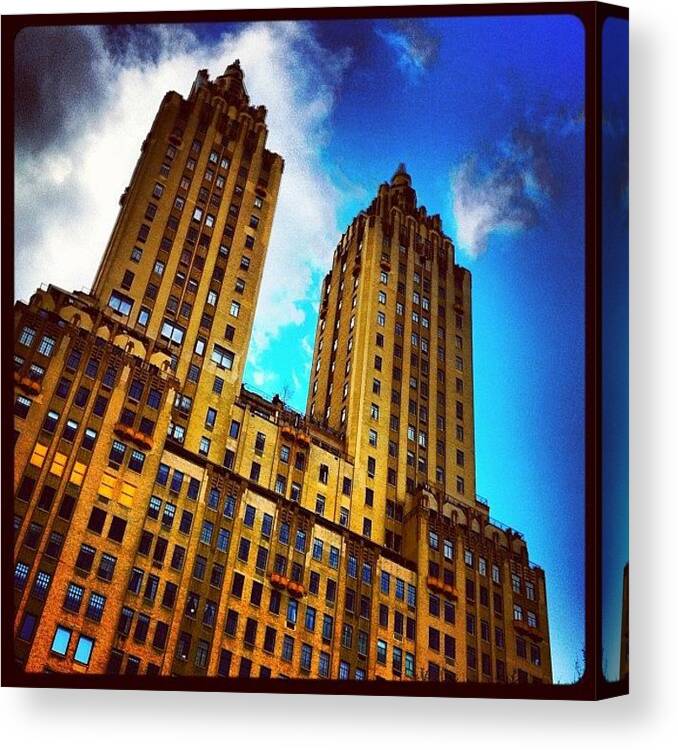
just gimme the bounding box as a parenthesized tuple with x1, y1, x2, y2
(2, 0, 677, 746)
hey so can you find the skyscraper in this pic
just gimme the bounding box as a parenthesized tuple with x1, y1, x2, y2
(306, 163, 476, 551)
(12, 63, 551, 684)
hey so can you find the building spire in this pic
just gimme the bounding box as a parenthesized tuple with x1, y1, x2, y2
(391, 162, 411, 185)
(224, 58, 244, 79)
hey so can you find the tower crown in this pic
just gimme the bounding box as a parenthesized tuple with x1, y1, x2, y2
(391, 162, 412, 186)
(223, 58, 244, 79)
(215, 58, 248, 101)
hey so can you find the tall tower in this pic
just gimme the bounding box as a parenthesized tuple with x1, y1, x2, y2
(91, 60, 283, 457)
(306, 165, 477, 551)
(12, 63, 286, 675)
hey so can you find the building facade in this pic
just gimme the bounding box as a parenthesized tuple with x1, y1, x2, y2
(12, 63, 551, 684)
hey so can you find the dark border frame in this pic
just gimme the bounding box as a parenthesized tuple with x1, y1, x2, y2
(0, 1, 629, 700)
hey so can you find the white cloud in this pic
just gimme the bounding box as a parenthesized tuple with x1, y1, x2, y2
(14, 22, 350, 367)
(451, 123, 560, 258)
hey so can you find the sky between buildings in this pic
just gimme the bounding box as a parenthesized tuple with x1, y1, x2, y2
(14, 12, 589, 683)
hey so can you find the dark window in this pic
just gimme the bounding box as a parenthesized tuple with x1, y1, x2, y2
(218, 649, 232, 677)
(162, 582, 178, 609)
(117, 608, 134, 636)
(45, 531, 64, 559)
(133, 613, 150, 643)
(37, 484, 56, 511)
(153, 621, 169, 650)
(87, 507, 106, 534)
(98, 553, 117, 581)
(75, 544, 96, 572)
(225, 609, 239, 637)
(108, 516, 127, 543)
(16, 475, 36, 502)
(93, 395, 108, 417)
(58, 494, 76, 520)
(231, 572, 244, 598)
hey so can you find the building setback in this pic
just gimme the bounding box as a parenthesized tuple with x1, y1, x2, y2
(12, 62, 552, 684)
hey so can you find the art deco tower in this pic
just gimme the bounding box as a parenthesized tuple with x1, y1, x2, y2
(91, 60, 283, 457)
(306, 164, 476, 552)
(13, 63, 551, 685)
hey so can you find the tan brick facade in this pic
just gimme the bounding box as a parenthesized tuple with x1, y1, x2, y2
(12, 62, 551, 684)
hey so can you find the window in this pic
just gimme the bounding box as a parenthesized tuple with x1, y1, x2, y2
(177, 518, 191, 544)
(160, 319, 185, 345)
(37, 334, 57, 357)
(304, 606, 316, 632)
(19, 325, 37, 347)
(273, 474, 286, 495)
(14, 561, 30, 590)
(24, 521, 43, 549)
(91, 394, 107, 417)
(294, 529, 306, 552)
(282, 635, 294, 662)
(51, 625, 71, 656)
(18, 612, 37, 642)
(199, 436, 211, 456)
(323, 579, 336, 606)
(28, 363, 46, 381)
(230, 300, 240, 318)
(74, 542, 96, 573)
(63, 582, 85, 613)
(15, 394, 32, 418)
(108, 515, 127, 543)
(377, 639, 387, 664)
(43, 409, 59, 433)
(43, 530, 63, 559)
(286, 598, 298, 627)
(367, 456, 376, 478)
(243, 618, 257, 647)
(237, 536, 250, 562)
(125, 449, 144, 473)
(31, 570, 51, 600)
(312, 539, 323, 560)
(200, 520, 214, 545)
(86, 592, 106, 622)
(228, 419, 241, 440)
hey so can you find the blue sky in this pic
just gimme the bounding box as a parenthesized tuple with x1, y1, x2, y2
(14, 14, 586, 683)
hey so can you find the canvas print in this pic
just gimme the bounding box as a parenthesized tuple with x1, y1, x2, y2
(4, 3, 628, 697)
